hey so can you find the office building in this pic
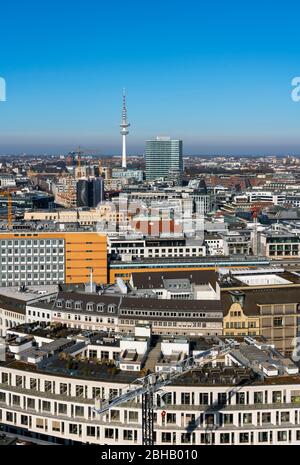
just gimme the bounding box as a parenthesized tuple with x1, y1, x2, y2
(1, 326, 300, 445)
(145, 137, 183, 184)
(0, 232, 107, 287)
(76, 178, 105, 208)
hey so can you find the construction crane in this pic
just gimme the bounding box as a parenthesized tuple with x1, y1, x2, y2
(93, 340, 236, 445)
(71, 146, 103, 179)
(0, 191, 12, 230)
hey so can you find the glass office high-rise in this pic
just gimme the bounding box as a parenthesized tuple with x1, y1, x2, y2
(76, 177, 105, 208)
(145, 137, 183, 184)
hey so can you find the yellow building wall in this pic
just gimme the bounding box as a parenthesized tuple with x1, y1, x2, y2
(223, 302, 260, 336)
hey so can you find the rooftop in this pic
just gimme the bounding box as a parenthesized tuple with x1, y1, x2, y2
(0, 284, 58, 302)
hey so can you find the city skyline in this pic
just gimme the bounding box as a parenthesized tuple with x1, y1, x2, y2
(1, 1, 300, 155)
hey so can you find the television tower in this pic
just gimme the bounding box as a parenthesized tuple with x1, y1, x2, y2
(120, 88, 130, 169)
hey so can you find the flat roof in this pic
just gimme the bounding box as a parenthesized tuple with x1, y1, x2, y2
(0, 285, 58, 302)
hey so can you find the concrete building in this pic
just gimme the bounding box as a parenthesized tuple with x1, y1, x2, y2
(0, 232, 107, 286)
(108, 237, 206, 261)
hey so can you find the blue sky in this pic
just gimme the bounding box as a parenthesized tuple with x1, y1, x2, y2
(1, 0, 300, 155)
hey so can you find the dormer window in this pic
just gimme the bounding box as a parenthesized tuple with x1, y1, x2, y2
(97, 303, 104, 312)
(108, 304, 115, 313)
(75, 301, 83, 310)
(86, 302, 95, 311)
(65, 300, 73, 309)
(56, 299, 63, 308)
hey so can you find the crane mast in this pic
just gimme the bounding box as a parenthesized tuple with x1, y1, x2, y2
(93, 341, 235, 445)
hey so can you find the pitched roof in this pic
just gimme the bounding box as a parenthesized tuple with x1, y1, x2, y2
(221, 287, 300, 317)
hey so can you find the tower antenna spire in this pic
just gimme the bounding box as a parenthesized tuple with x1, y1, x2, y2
(120, 88, 130, 169)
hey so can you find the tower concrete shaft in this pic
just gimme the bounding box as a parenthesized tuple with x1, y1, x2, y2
(120, 89, 130, 169)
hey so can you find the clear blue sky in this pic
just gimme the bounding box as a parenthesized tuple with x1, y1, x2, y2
(1, 0, 300, 155)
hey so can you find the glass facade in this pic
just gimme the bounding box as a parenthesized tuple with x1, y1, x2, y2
(145, 137, 183, 184)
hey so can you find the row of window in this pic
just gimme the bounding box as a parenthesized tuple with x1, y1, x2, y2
(56, 300, 117, 312)
(0, 240, 64, 246)
(120, 310, 219, 319)
(2, 374, 295, 406)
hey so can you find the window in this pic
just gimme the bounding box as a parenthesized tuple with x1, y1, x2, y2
(69, 423, 79, 435)
(6, 412, 13, 422)
(274, 317, 283, 327)
(76, 385, 84, 397)
(181, 393, 191, 405)
(44, 380, 52, 392)
(60, 383, 68, 395)
(161, 432, 173, 443)
(258, 431, 268, 443)
(16, 375, 23, 387)
(166, 413, 176, 424)
(262, 412, 271, 424)
(272, 391, 282, 404)
(21, 415, 28, 426)
(181, 432, 195, 444)
(281, 412, 290, 423)
(239, 433, 249, 443)
(27, 398, 35, 409)
(236, 392, 245, 405)
(222, 414, 233, 425)
(87, 426, 96, 437)
(243, 413, 252, 424)
(75, 406, 84, 417)
(124, 430, 136, 441)
(36, 418, 44, 429)
(42, 401, 51, 412)
(220, 433, 230, 444)
(58, 403, 67, 415)
(291, 390, 300, 403)
(12, 395, 20, 406)
(254, 392, 263, 404)
(278, 431, 287, 442)
(128, 411, 138, 423)
(104, 428, 114, 439)
(52, 421, 60, 432)
(218, 393, 227, 405)
(110, 410, 120, 422)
